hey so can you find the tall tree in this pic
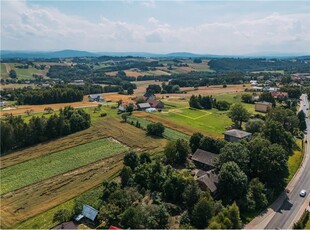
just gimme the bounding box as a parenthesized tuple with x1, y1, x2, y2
(228, 103, 250, 128)
(218, 162, 248, 203)
(191, 197, 214, 229)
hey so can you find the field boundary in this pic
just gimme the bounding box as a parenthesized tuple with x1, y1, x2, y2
(168, 106, 212, 120)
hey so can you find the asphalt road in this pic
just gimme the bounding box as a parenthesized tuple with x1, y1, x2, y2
(265, 94, 310, 229)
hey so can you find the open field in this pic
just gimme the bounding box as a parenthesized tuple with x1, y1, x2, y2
(106, 69, 171, 78)
(0, 153, 124, 228)
(9, 63, 43, 80)
(0, 138, 128, 195)
(134, 108, 232, 139)
(0, 83, 34, 89)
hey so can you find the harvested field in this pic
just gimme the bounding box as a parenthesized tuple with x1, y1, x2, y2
(0, 84, 33, 89)
(0, 100, 97, 116)
(103, 93, 135, 102)
(0, 154, 124, 228)
(1, 138, 128, 195)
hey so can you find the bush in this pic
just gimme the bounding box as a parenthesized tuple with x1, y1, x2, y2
(146, 122, 165, 137)
(100, 113, 107, 117)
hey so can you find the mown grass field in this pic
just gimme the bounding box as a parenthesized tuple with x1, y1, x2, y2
(10, 63, 43, 80)
(0, 138, 128, 195)
(127, 115, 190, 141)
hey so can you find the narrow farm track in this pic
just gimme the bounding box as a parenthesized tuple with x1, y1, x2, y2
(4, 63, 11, 73)
(0, 153, 125, 228)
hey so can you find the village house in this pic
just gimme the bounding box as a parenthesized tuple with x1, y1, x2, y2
(224, 129, 252, 142)
(146, 99, 165, 109)
(271, 91, 288, 100)
(118, 102, 137, 113)
(191, 149, 218, 170)
(88, 94, 104, 102)
(255, 101, 272, 113)
(193, 169, 218, 195)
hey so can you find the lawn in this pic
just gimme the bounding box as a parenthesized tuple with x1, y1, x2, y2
(287, 139, 304, 181)
(0, 138, 128, 195)
(168, 107, 212, 120)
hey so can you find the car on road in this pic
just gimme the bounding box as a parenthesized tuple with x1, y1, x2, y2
(300, 189, 306, 197)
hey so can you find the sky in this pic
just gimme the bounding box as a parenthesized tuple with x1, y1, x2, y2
(1, 0, 310, 55)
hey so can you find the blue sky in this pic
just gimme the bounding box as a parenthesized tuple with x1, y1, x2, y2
(1, 0, 310, 54)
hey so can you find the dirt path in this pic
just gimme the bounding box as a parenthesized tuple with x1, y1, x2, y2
(0, 153, 125, 228)
(4, 63, 11, 73)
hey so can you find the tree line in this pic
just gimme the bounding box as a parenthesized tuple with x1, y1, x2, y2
(1, 106, 91, 154)
(17, 87, 83, 105)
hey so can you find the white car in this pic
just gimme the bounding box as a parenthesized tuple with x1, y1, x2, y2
(300, 189, 307, 197)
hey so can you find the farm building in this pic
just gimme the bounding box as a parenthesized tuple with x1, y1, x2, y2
(224, 129, 252, 142)
(88, 94, 104, 102)
(194, 169, 218, 195)
(255, 101, 272, 113)
(137, 102, 151, 110)
(191, 149, 218, 170)
(146, 99, 164, 109)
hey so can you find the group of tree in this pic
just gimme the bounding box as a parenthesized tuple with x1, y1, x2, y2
(96, 150, 243, 229)
(146, 122, 165, 137)
(189, 95, 214, 109)
(189, 132, 227, 154)
(1, 106, 91, 153)
(17, 87, 83, 105)
(228, 103, 250, 129)
(146, 83, 181, 94)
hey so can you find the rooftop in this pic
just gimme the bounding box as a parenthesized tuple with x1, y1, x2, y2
(192, 149, 218, 167)
(224, 129, 252, 138)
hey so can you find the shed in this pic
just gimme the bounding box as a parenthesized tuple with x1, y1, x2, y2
(75, 204, 98, 222)
(147, 99, 164, 109)
(224, 129, 252, 142)
(146, 108, 157, 112)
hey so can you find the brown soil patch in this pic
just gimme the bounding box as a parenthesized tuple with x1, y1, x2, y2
(103, 93, 135, 102)
(0, 154, 124, 228)
(134, 111, 222, 139)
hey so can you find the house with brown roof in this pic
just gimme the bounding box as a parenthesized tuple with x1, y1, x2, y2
(271, 92, 288, 100)
(224, 129, 252, 142)
(146, 99, 164, 109)
(255, 101, 272, 113)
(193, 169, 219, 195)
(191, 149, 218, 170)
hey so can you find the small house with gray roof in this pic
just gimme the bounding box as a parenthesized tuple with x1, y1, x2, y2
(224, 129, 252, 142)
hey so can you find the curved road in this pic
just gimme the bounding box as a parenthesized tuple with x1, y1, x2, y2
(246, 94, 310, 229)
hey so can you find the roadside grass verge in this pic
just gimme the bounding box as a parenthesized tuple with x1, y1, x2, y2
(0, 138, 128, 195)
(287, 139, 304, 182)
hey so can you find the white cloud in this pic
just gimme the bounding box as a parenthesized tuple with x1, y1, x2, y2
(1, 0, 310, 54)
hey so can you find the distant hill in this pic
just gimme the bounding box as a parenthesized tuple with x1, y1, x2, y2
(1, 50, 308, 59)
(1, 50, 97, 58)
